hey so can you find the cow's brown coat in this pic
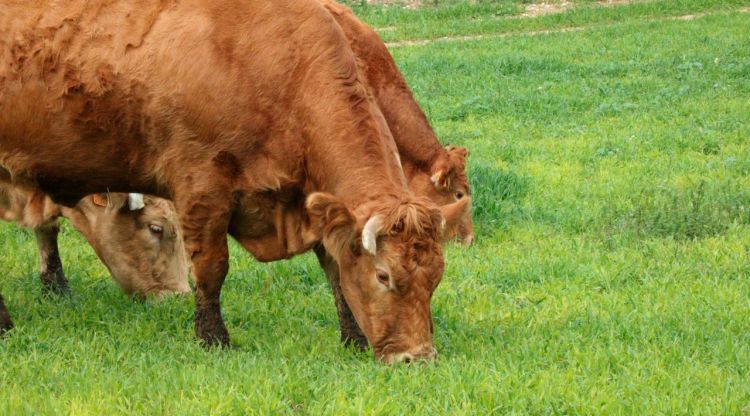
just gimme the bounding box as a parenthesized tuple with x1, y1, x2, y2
(0, 0, 461, 361)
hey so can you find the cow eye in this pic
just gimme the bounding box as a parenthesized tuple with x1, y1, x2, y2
(148, 224, 164, 238)
(455, 191, 464, 200)
(376, 269, 390, 287)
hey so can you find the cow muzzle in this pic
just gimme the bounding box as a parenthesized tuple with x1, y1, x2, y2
(462, 233, 475, 247)
(383, 344, 437, 365)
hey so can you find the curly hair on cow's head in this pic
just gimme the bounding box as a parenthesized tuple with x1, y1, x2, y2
(367, 196, 443, 242)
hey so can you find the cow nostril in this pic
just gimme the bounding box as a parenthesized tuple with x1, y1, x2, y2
(392, 352, 416, 365)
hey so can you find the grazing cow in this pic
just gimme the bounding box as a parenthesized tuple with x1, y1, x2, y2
(308, 0, 474, 348)
(0, 188, 190, 297)
(321, 0, 474, 245)
(0, 0, 465, 363)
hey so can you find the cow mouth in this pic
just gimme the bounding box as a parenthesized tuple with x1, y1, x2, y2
(460, 233, 475, 247)
(380, 344, 437, 365)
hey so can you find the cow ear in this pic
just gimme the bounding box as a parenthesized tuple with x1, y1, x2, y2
(90, 193, 134, 211)
(440, 197, 471, 241)
(306, 192, 357, 259)
(446, 144, 469, 159)
(431, 146, 469, 192)
(430, 170, 450, 191)
(91, 193, 109, 207)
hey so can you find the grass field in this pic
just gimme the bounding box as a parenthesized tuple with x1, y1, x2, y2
(2, 1, 750, 414)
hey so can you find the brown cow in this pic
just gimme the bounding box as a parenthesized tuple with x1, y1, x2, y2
(321, 0, 474, 245)
(309, 1, 473, 349)
(0, 0, 464, 363)
(0, 187, 190, 297)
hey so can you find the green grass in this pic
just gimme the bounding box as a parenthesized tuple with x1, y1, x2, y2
(2, 2, 750, 414)
(346, 0, 750, 43)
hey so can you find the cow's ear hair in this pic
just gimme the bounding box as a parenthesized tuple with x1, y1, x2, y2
(431, 146, 469, 192)
(90, 193, 133, 212)
(91, 193, 109, 207)
(446, 144, 469, 159)
(306, 192, 357, 259)
(101, 193, 134, 213)
(440, 196, 471, 241)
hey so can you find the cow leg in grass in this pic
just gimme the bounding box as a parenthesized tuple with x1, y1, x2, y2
(175, 187, 232, 347)
(314, 245, 368, 350)
(34, 222, 70, 295)
(0, 294, 12, 335)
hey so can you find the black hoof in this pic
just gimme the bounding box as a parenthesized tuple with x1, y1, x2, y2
(0, 297, 13, 336)
(342, 331, 368, 351)
(195, 309, 230, 348)
(40, 271, 71, 296)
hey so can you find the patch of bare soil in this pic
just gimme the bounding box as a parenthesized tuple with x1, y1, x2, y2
(597, 0, 637, 5)
(521, 1, 573, 18)
(366, 0, 422, 9)
(384, 6, 750, 48)
(386, 26, 586, 48)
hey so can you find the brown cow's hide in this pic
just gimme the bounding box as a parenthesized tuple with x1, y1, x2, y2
(0, 0, 462, 362)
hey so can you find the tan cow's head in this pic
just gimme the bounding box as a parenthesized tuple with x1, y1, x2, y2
(410, 145, 474, 246)
(307, 193, 470, 364)
(61, 193, 191, 298)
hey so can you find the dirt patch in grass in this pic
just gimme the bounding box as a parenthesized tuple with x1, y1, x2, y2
(385, 7, 750, 48)
(597, 0, 638, 5)
(366, 0, 422, 9)
(521, 1, 573, 18)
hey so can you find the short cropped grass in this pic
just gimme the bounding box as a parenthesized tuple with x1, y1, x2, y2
(2, 1, 750, 414)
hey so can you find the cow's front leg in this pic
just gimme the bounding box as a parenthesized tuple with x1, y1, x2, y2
(175, 191, 232, 347)
(0, 293, 13, 335)
(314, 245, 368, 350)
(34, 222, 70, 295)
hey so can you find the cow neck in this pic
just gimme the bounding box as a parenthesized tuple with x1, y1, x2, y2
(338, 12, 445, 174)
(376, 84, 444, 173)
(305, 118, 410, 214)
(321, 155, 408, 213)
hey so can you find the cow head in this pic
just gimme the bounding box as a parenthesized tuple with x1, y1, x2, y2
(61, 193, 191, 298)
(411, 145, 474, 246)
(306, 193, 469, 364)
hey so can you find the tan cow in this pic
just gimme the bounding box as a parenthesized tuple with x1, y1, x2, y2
(0, 0, 465, 363)
(0, 187, 190, 298)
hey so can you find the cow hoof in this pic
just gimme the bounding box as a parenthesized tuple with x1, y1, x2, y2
(197, 327, 230, 348)
(0, 320, 12, 336)
(40, 271, 71, 296)
(342, 333, 368, 351)
(0, 313, 13, 337)
(195, 310, 230, 348)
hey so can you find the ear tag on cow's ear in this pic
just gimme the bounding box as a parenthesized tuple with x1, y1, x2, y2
(91, 193, 109, 207)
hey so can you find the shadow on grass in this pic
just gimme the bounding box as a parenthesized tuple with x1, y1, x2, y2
(609, 180, 750, 240)
(469, 163, 530, 238)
